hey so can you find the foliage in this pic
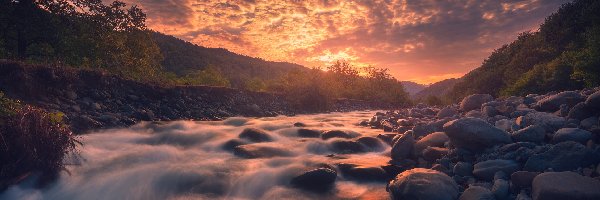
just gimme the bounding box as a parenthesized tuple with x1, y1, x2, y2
(447, 0, 600, 100)
(269, 61, 410, 110)
(0, 0, 164, 82)
(175, 65, 231, 87)
(424, 95, 444, 106)
(0, 94, 77, 189)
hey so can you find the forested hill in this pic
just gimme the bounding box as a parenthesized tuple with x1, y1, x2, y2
(446, 0, 600, 101)
(152, 32, 307, 87)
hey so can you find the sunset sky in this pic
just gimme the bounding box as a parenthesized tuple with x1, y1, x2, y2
(122, 0, 570, 84)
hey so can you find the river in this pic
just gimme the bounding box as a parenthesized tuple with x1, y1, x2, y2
(1, 111, 392, 200)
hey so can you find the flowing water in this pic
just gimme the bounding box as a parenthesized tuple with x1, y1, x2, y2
(1, 111, 393, 200)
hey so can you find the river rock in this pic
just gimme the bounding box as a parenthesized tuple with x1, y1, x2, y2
(391, 134, 414, 161)
(388, 168, 459, 200)
(512, 125, 546, 143)
(580, 117, 598, 130)
(535, 91, 583, 112)
(473, 159, 520, 181)
(329, 140, 366, 154)
(552, 128, 591, 144)
(437, 106, 458, 118)
(356, 136, 384, 151)
(413, 132, 449, 156)
(492, 179, 510, 200)
(337, 164, 388, 182)
(239, 128, 273, 142)
(460, 94, 494, 111)
(585, 90, 600, 108)
(233, 144, 294, 158)
(459, 186, 495, 200)
(422, 147, 449, 161)
(516, 112, 566, 132)
(511, 171, 540, 189)
(532, 171, 600, 200)
(443, 118, 512, 151)
(290, 168, 337, 192)
(321, 130, 353, 140)
(454, 162, 473, 177)
(567, 102, 596, 120)
(524, 141, 597, 172)
(297, 128, 321, 138)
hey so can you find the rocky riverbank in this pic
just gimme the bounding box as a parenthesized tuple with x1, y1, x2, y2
(357, 89, 600, 199)
(0, 61, 390, 134)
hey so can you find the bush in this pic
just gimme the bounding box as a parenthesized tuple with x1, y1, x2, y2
(0, 93, 77, 189)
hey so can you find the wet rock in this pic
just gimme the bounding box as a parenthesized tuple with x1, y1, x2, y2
(437, 106, 458, 118)
(495, 119, 518, 132)
(337, 164, 388, 182)
(413, 132, 449, 156)
(356, 136, 384, 151)
(459, 186, 495, 200)
(516, 112, 566, 132)
(535, 91, 583, 112)
(388, 168, 459, 200)
(454, 162, 473, 177)
(222, 139, 248, 151)
(473, 159, 520, 181)
(233, 144, 294, 158)
(482, 106, 498, 117)
(552, 128, 591, 144)
(329, 140, 366, 154)
(290, 168, 337, 192)
(532, 171, 600, 200)
(321, 130, 353, 140)
(239, 128, 273, 142)
(443, 117, 512, 151)
(465, 110, 485, 118)
(381, 120, 396, 132)
(293, 122, 306, 127)
(411, 124, 436, 138)
(511, 171, 540, 189)
(391, 134, 414, 161)
(512, 125, 546, 143)
(524, 141, 597, 172)
(460, 94, 494, 111)
(297, 128, 321, 138)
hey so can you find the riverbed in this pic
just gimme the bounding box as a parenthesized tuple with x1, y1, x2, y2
(1, 111, 392, 200)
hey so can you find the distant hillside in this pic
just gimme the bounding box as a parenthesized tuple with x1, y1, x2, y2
(400, 81, 427, 96)
(152, 32, 308, 87)
(447, 0, 600, 101)
(413, 78, 459, 100)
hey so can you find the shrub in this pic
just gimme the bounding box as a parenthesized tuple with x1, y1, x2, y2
(0, 93, 77, 189)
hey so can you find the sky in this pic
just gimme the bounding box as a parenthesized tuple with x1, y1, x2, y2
(121, 0, 570, 84)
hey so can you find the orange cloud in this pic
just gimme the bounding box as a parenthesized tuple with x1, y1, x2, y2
(123, 0, 569, 84)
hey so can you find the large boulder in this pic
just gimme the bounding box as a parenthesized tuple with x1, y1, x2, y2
(391, 134, 415, 161)
(532, 171, 600, 200)
(239, 128, 273, 142)
(567, 102, 596, 120)
(535, 91, 583, 112)
(437, 106, 458, 118)
(413, 132, 449, 156)
(524, 141, 598, 172)
(552, 128, 592, 144)
(290, 168, 337, 192)
(473, 159, 520, 181)
(512, 125, 546, 143)
(585, 90, 600, 109)
(460, 94, 494, 111)
(516, 112, 566, 132)
(443, 118, 512, 151)
(388, 168, 459, 200)
(321, 130, 354, 140)
(459, 186, 495, 200)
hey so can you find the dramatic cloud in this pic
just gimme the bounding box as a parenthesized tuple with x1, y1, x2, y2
(123, 0, 570, 84)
